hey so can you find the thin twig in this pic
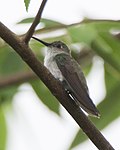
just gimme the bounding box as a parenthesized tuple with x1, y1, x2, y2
(114, 33, 120, 39)
(0, 71, 37, 89)
(32, 19, 120, 35)
(0, 21, 115, 150)
(24, 0, 48, 43)
(19, 19, 120, 39)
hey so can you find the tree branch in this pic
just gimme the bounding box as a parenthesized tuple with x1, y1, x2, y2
(30, 19, 120, 35)
(0, 49, 94, 89)
(23, 0, 48, 43)
(0, 21, 115, 150)
(0, 71, 37, 89)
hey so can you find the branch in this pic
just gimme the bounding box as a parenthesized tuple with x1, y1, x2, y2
(23, 0, 48, 43)
(20, 18, 120, 39)
(114, 33, 120, 39)
(0, 50, 93, 89)
(0, 71, 37, 89)
(0, 21, 115, 150)
(32, 19, 120, 35)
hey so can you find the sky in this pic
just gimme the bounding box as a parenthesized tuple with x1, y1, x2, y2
(0, 0, 120, 150)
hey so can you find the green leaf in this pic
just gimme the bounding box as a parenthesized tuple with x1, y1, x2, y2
(86, 19, 120, 32)
(0, 86, 18, 150)
(31, 80, 60, 115)
(24, 0, 30, 11)
(68, 20, 120, 45)
(0, 46, 26, 75)
(92, 32, 120, 73)
(82, 62, 93, 76)
(18, 17, 64, 28)
(41, 18, 64, 28)
(0, 106, 6, 150)
(69, 64, 120, 149)
(68, 24, 97, 44)
(0, 86, 18, 104)
(17, 17, 34, 24)
(30, 40, 44, 61)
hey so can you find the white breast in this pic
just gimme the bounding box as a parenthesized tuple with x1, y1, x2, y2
(44, 49, 63, 81)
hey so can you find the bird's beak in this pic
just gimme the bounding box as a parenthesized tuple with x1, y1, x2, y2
(32, 37, 51, 47)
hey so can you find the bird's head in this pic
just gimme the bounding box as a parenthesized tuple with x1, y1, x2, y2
(32, 37, 70, 54)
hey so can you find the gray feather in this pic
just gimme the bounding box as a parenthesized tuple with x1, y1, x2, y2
(54, 53, 100, 117)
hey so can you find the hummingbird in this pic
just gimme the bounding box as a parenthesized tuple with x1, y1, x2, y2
(32, 37, 100, 117)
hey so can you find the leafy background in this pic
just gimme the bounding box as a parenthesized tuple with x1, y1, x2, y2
(0, 0, 120, 150)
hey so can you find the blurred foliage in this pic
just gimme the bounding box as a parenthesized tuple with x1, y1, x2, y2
(18, 17, 65, 28)
(0, 85, 18, 150)
(0, 106, 6, 150)
(0, 16, 120, 150)
(30, 80, 60, 115)
(0, 46, 27, 76)
(69, 65, 120, 149)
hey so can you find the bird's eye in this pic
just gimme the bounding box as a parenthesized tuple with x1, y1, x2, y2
(57, 44, 62, 48)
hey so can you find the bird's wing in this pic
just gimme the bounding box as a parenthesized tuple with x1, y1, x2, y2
(54, 53, 99, 117)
